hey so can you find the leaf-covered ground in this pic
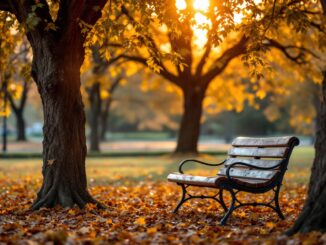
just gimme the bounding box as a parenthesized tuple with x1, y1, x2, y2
(0, 178, 323, 244)
(1, 148, 324, 244)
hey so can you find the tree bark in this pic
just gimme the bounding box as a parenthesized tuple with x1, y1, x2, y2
(88, 82, 101, 152)
(30, 32, 100, 209)
(175, 87, 205, 154)
(0, 0, 108, 210)
(287, 70, 326, 234)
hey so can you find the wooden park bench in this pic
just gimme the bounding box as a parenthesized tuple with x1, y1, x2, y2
(167, 136, 299, 225)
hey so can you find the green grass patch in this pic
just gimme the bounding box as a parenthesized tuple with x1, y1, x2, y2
(0, 146, 314, 185)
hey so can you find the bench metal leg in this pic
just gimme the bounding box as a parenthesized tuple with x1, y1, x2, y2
(274, 185, 285, 220)
(172, 185, 228, 214)
(220, 189, 236, 225)
(219, 188, 228, 212)
(173, 184, 187, 213)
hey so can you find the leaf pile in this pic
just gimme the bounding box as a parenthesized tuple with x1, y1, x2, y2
(0, 177, 323, 244)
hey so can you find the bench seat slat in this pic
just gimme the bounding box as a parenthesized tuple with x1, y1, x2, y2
(232, 136, 296, 147)
(218, 168, 279, 180)
(228, 147, 288, 158)
(224, 158, 283, 169)
(167, 173, 218, 187)
(167, 172, 273, 188)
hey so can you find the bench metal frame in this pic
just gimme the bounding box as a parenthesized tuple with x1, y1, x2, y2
(172, 138, 299, 225)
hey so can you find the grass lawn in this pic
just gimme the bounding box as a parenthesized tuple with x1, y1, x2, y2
(0, 146, 314, 185)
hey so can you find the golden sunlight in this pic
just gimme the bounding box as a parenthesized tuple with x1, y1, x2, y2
(175, 0, 261, 48)
(175, 0, 211, 48)
(175, 0, 186, 10)
(193, 13, 211, 48)
(193, 0, 209, 12)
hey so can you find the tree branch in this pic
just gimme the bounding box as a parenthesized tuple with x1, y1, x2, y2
(19, 80, 29, 110)
(266, 39, 320, 64)
(194, 39, 212, 78)
(121, 55, 180, 87)
(202, 35, 248, 87)
(81, 0, 108, 25)
(4, 0, 53, 41)
(6, 92, 18, 114)
(321, 0, 326, 15)
(109, 76, 122, 94)
(120, 5, 180, 84)
(308, 21, 326, 34)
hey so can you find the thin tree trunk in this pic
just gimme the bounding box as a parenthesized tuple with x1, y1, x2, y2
(287, 70, 326, 234)
(100, 77, 121, 141)
(1, 79, 8, 153)
(30, 33, 101, 209)
(100, 97, 112, 141)
(8, 80, 29, 142)
(88, 82, 101, 152)
(175, 88, 204, 154)
(15, 109, 26, 141)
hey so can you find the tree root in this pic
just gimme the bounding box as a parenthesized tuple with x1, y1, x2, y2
(31, 184, 105, 211)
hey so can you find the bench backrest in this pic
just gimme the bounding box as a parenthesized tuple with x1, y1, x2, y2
(218, 136, 300, 186)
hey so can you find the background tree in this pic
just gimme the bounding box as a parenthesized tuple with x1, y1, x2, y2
(0, 14, 31, 145)
(6, 39, 32, 142)
(82, 47, 135, 152)
(97, 0, 320, 154)
(111, 72, 181, 132)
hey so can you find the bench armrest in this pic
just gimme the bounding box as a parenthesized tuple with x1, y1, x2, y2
(225, 161, 283, 182)
(179, 159, 226, 174)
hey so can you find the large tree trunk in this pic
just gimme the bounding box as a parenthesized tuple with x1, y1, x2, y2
(287, 70, 326, 234)
(88, 82, 101, 152)
(175, 88, 205, 154)
(30, 33, 100, 209)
